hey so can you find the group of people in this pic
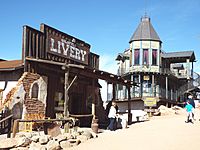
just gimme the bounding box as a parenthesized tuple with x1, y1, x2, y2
(185, 95, 196, 123)
(106, 95, 197, 130)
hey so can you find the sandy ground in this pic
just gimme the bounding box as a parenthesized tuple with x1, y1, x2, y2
(71, 109, 200, 150)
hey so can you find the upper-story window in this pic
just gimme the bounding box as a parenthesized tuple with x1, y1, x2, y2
(152, 49, 157, 65)
(134, 49, 140, 65)
(143, 49, 149, 65)
(31, 83, 39, 99)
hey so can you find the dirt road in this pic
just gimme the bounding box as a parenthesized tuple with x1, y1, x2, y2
(71, 110, 200, 150)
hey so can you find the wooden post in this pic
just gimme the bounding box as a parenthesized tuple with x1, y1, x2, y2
(92, 79, 95, 119)
(127, 86, 132, 125)
(12, 120, 19, 138)
(166, 76, 168, 99)
(64, 69, 69, 118)
(152, 74, 155, 96)
(112, 83, 116, 100)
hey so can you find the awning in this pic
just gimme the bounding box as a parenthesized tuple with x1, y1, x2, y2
(25, 57, 136, 87)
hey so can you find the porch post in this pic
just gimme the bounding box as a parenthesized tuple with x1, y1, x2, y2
(127, 86, 132, 125)
(139, 74, 142, 97)
(112, 83, 116, 100)
(165, 76, 168, 99)
(152, 74, 155, 96)
(92, 79, 96, 119)
(107, 82, 109, 101)
(64, 69, 69, 118)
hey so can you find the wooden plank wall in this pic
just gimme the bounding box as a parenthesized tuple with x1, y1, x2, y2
(22, 26, 45, 71)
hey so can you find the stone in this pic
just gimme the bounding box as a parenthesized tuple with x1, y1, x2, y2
(62, 133, 73, 140)
(46, 140, 60, 150)
(31, 135, 40, 142)
(68, 139, 81, 146)
(47, 123, 62, 137)
(39, 135, 49, 144)
(16, 137, 32, 147)
(0, 138, 18, 149)
(90, 131, 98, 138)
(60, 141, 71, 149)
(82, 130, 93, 139)
(29, 142, 47, 150)
(53, 134, 67, 143)
(77, 135, 88, 143)
(10, 147, 29, 150)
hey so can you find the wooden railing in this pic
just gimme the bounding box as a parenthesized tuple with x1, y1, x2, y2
(0, 114, 13, 138)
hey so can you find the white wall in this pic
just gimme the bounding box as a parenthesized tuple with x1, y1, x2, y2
(0, 81, 18, 101)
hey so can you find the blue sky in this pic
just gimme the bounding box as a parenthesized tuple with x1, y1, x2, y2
(0, 0, 200, 74)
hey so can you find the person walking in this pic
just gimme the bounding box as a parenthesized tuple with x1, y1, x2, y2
(107, 101, 117, 131)
(188, 95, 195, 120)
(185, 100, 194, 123)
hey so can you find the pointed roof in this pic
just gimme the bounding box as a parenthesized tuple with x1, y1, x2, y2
(129, 16, 161, 43)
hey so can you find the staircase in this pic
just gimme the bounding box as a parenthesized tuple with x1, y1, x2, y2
(178, 72, 200, 97)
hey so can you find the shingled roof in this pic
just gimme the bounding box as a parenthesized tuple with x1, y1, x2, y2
(0, 60, 23, 70)
(161, 51, 196, 62)
(129, 16, 161, 43)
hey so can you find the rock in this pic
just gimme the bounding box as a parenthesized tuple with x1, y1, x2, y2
(29, 142, 47, 150)
(47, 123, 61, 137)
(10, 148, 26, 150)
(158, 105, 175, 116)
(39, 135, 49, 144)
(0, 138, 18, 149)
(16, 137, 32, 147)
(60, 141, 71, 149)
(90, 131, 98, 138)
(77, 135, 88, 143)
(53, 134, 67, 143)
(46, 140, 60, 150)
(62, 133, 73, 140)
(31, 135, 40, 142)
(82, 130, 93, 139)
(68, 139, 81, 146)
(10, 147, 29, 150)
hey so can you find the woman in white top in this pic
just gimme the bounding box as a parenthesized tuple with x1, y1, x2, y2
(107, 101, 117, 131)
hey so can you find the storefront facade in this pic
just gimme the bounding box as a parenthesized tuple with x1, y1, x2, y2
(0, 24, 133, 126)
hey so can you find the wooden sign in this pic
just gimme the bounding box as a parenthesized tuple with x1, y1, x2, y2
(42, 24, 90, 65)
(143, 97, 157, 107)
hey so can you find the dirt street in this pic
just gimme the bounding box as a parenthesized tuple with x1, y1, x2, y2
(71, 109, 200, 150)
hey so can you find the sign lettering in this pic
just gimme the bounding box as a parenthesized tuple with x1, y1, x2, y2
(50, 38, 87, 62)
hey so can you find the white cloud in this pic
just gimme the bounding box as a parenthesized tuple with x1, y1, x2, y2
(99, 54, 118, 102)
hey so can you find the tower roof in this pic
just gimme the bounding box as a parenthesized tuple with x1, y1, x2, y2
(129, 16, 161, 43)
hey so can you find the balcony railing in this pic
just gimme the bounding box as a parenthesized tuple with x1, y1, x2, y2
(118, 66, 190, 79)
(117, 85, 178, 101)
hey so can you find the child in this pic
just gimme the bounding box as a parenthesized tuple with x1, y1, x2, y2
(185, 100, 194, 123)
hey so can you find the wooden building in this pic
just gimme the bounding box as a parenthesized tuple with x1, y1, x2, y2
(115, 16, 198, 112)
(0, 24, 134, 127)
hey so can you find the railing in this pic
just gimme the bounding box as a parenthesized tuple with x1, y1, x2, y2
(178, 75, 200, 97)
(0, 111, 13, 138)
(118, 66, 190, 79)
(118, 86, 177, 101)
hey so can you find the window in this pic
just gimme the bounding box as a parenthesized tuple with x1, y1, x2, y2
(143, 49, 149, 65)
(134, 49, 140, 65)
(31, 83, 39, 98)
(152, 49, 157, 65)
